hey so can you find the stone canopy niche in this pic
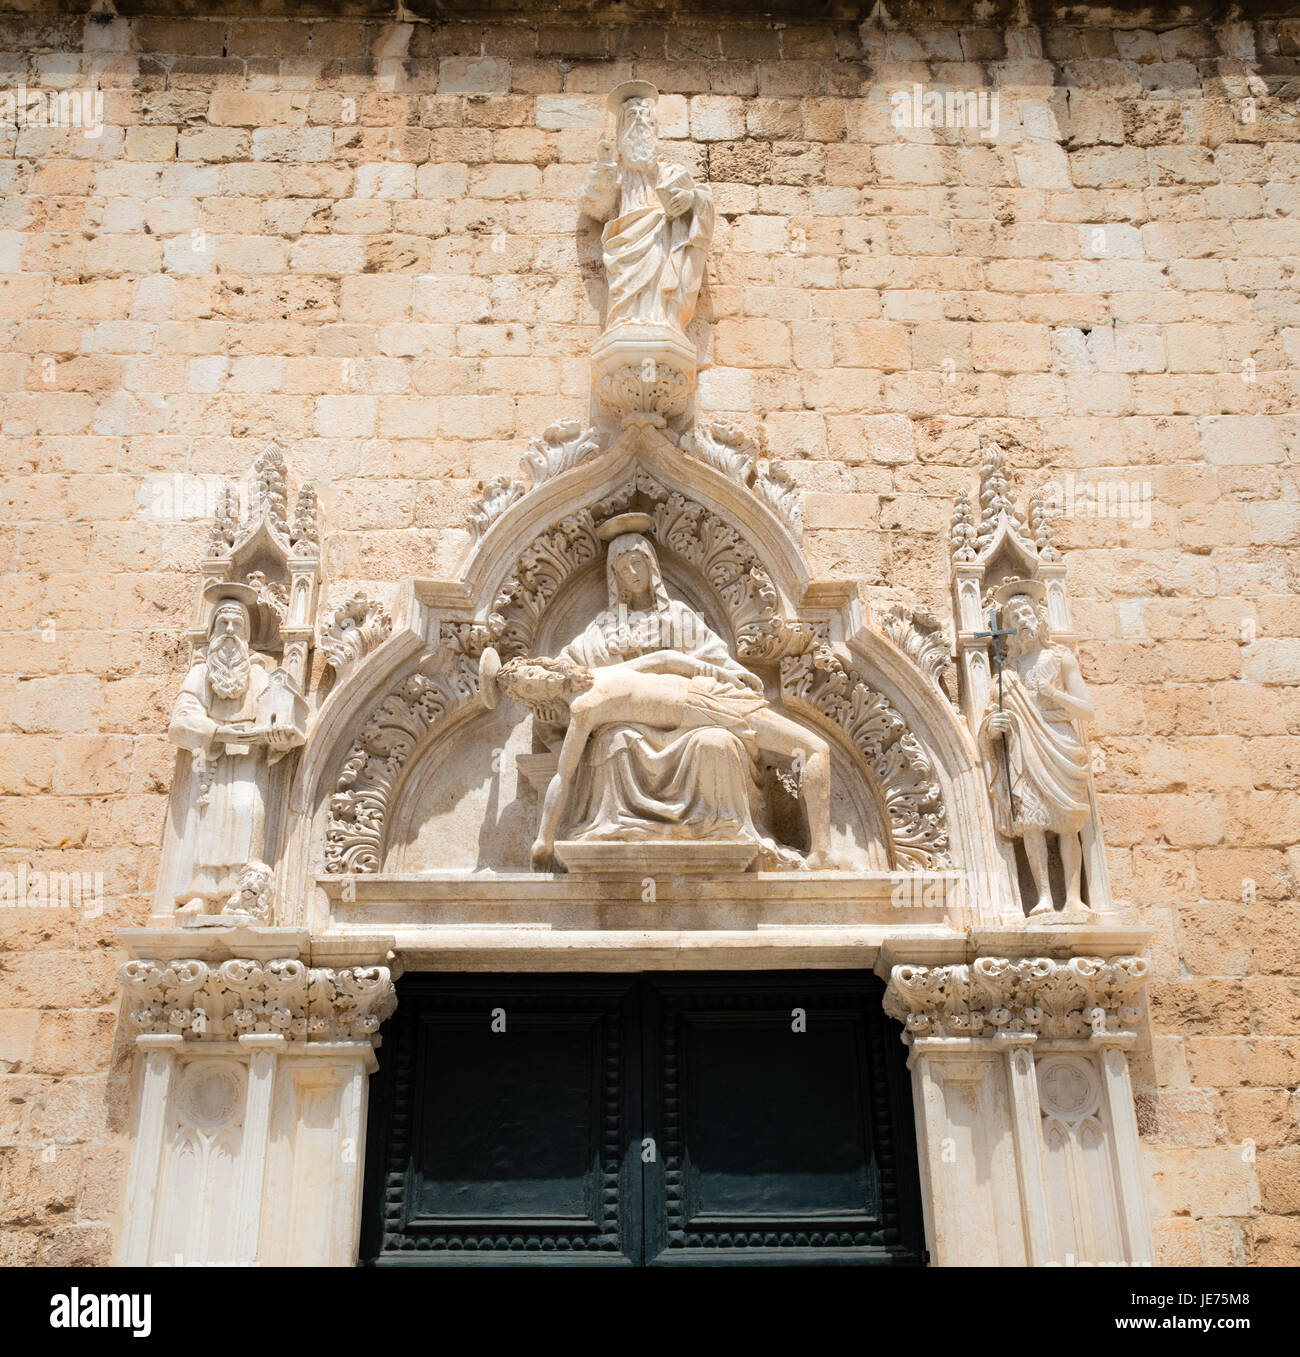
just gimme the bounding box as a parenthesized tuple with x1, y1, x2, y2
(115, 77, 1155, 1269)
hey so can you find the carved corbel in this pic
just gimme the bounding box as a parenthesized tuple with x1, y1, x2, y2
(322, 593, 393, 683)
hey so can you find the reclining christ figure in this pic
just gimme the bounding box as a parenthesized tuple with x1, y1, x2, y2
(494, 649, 832, 872)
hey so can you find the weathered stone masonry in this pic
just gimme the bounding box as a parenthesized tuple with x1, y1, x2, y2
(0, 1, 1298, 1265)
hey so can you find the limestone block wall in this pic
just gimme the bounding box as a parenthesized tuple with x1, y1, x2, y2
(0, 1, 1297, 1265)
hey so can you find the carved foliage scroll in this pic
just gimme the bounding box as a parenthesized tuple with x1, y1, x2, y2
(324, 650, 478, 874)
(882, 955, 1150, 1040)
(781, 645, 949, 869)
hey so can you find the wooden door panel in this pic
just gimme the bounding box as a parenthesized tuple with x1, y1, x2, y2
(361, 975, 641, 1265)
(409, 1014, 606, 1226)
(643, 972, 922, 1266)
(677, 1013, 877, 1221)
(360, 971, 922, 1267)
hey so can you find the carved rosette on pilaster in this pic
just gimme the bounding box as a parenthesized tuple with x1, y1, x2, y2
(118, 957, 397, 1044)
(780, 644, 949, 870)
(882, 955, 1150, 1041)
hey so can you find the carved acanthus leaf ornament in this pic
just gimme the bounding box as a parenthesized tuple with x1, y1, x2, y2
(324, 646, 479, 874)
(118, 958, 397, 1043)
(883, 955, 1150, 1040)
(880, 605, 952, 696)
(780, 644, 949, 869)
(321, 593, 393, 680)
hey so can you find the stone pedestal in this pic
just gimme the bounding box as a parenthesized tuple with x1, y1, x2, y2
(116, 929, 396, 1267)
(553, 840, 757, 876)
(591, 323, 696, 422)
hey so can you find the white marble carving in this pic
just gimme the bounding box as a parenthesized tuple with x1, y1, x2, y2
(884, 953, 1153, 1267)
(291, 481, 320, 555)
(169, 586, 306, 922)
(486, 471, 810, 665)
(221, 859, 274, 924)
(948, 439, 1112, 918)
(780, 644, 949, 869)
(949, 490, 978, 564)
(321, 593, 393, 681)
(581, 81, 713, 339)
(522, 419, 603, 487)
(582, 82, 714, 422)
(324, 645, 479, 874)
(978, 583, 1095, 915)
(469, 473, 527, 543)
(1028, 489, 1061, 562)
(119, 957, 397, 1043)
(680, 422, 805, 536)
(884, 954, 1149, 1039)
(117, 72, 1154, 1273)
(487, 515, 831, 872)
(880, 604, 952, 696)
(975, 441, 1032, 556)
(681, 420, 756, 484)
(118, 948, 393, 1267)
(753, 463, 804, 537)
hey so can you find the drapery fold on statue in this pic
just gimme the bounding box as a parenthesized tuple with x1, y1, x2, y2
(978, 668, 1090, 838)
(600, 168, 714, 329)
(167, 665, 273, 903)
(563, 675, 767, 843)
(557, 591, 766, 845)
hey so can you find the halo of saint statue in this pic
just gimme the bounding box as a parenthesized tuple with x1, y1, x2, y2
(481, 514, 832, 873)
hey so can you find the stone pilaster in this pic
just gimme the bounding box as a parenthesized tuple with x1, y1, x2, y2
(117, 952, 396, 1267)
(884, 955, 1153, 1267)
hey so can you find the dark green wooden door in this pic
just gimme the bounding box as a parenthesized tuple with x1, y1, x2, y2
(360, 972, 923, 1266)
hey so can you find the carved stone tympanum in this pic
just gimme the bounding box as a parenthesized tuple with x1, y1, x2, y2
(483, 514, 831, 873)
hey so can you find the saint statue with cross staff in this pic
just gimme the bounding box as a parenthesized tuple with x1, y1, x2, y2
(975, 580, 1096, 916)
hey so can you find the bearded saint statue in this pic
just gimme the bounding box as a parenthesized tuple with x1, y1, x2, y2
(977, 582, 1095, 915)
(167, 584, 301, 915)
(580, 81, 714, 338)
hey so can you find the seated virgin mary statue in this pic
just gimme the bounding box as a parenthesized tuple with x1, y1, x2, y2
(537, 513, 808, 863)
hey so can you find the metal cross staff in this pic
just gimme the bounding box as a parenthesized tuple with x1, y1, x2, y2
(975, 608, 1018, 821)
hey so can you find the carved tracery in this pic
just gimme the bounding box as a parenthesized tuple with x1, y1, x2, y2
(485, 470, 812, 665)
(780, 645, 949, 870)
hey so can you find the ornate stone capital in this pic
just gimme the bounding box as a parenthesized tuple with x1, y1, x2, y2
(883, 955, 1149, 1041)
(118, 958, 397, 1044)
